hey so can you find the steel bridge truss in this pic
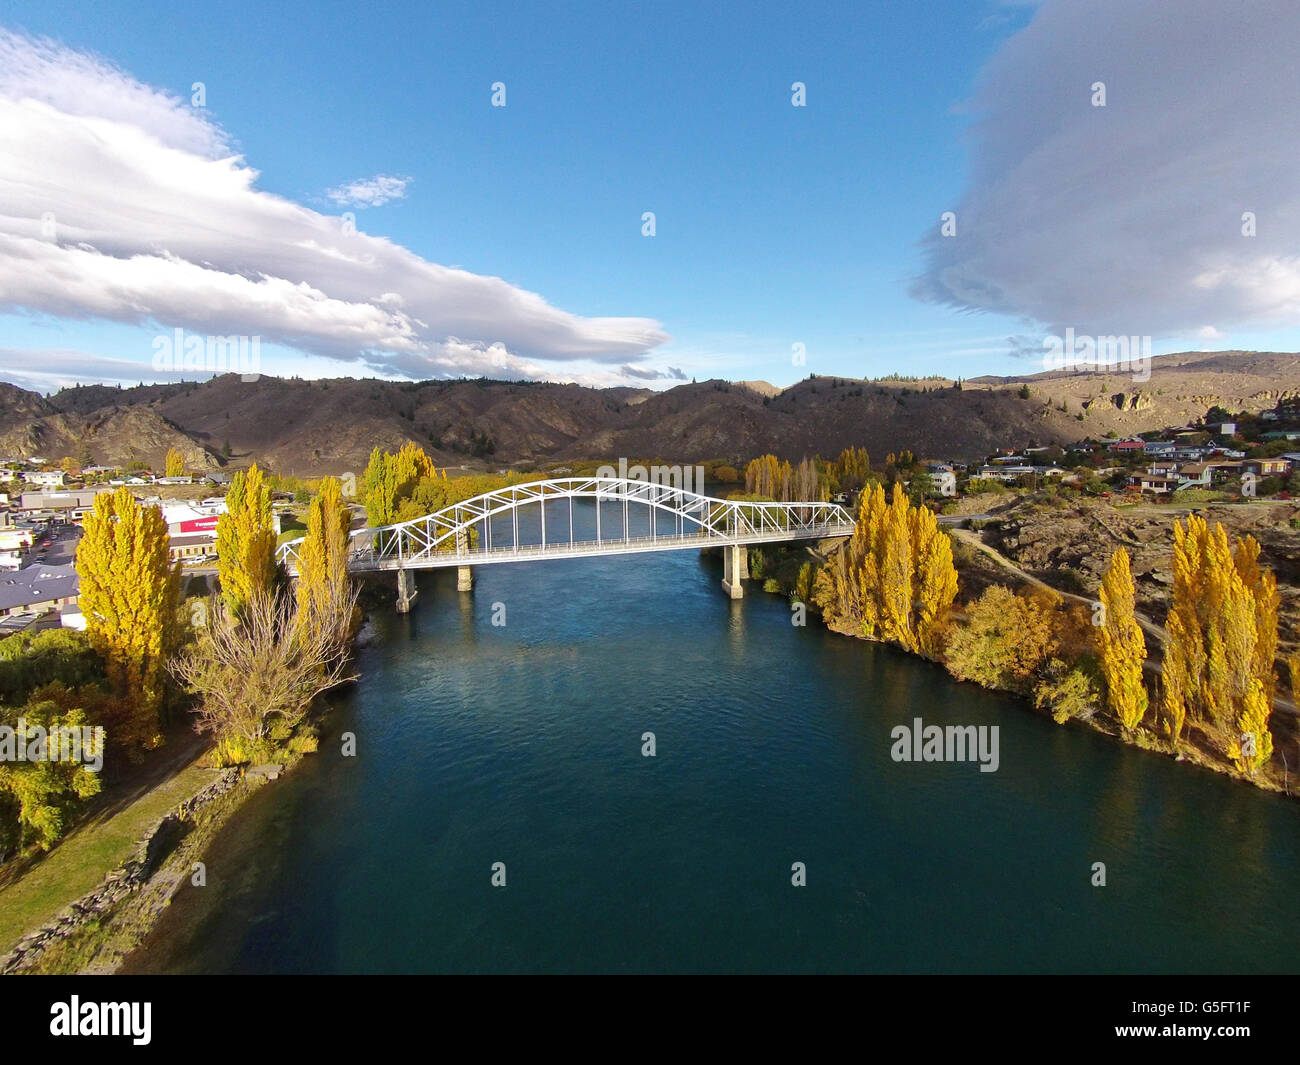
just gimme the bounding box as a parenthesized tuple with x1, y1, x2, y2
(276, 477, 855, 574)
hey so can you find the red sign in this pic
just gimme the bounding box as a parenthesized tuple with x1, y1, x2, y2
(178, 516, 220, 534)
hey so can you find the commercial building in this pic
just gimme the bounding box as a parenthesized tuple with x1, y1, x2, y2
(161, 501, 226, 562)
(19, 488, 113, 521)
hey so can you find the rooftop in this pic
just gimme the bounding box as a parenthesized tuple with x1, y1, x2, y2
(0, 563, 78, 612)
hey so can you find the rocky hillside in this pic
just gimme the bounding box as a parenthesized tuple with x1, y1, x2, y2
(979, 496, 1300, 646)
(0, 349, 1297, 474)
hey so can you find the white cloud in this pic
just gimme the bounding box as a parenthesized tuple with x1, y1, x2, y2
(325, 175, 411, 208)
(0, 30, 669, 383)
(913, 0, 1300, 341)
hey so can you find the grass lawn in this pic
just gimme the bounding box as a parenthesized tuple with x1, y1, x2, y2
(0, 762, 214, 954)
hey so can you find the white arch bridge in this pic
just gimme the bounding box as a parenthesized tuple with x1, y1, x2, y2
(276, 476, 855, 609)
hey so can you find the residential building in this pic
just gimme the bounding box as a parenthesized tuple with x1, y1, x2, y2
(1131, 473, 1180, 494)
(22, 470, 66, 488)
(1242, 457, 1293, 477)
(0, 564, 78, 618)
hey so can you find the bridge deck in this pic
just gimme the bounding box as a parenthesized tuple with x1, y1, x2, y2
(325, 522, 854, 573)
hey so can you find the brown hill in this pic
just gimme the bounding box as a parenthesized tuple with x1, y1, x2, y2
(1, 350, 1297, 475)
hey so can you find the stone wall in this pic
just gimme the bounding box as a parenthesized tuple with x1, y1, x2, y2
(0, 767, 241, 974)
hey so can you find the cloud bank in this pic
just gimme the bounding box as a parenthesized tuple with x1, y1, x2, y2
(0, 30, 670, 383)
(913, 0, 1300, 341)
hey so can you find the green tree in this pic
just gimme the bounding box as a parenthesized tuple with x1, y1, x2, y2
(0, 694, 103, 849)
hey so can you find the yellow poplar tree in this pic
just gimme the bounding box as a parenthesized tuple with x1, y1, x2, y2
(1235, 535, 1279, 703)
(1160, 610, 1189, 743)
(1098, 547, 1149, 731)
(76, 487, 177, 750)
(296, 476, 352, 644)
(813, 481, 956, 654)
(1230, 679, 1273, 773)
(164, 447, 185, 478)
(1163, 515, 1277, 767)
(911, 501, 959, 656)
(878, 484, 916, 649)
(216, 463, 277, 617)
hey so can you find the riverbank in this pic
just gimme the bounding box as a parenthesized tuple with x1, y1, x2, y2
(752, 539, 1299, 803)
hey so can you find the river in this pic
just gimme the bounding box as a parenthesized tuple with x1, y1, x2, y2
(124, 501, 1300, 973)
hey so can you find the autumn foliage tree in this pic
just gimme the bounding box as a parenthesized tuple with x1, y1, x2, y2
(164, 447, 185, 478)
(813, 482, 957, 655)
(76, 486, 178, 751)
(1097, 547, 1149, 731)
(216, 463, 277, 617)
(1162, 516, 1276, 772)
(945, 585, 1062, 691)
(296, 476, 355, 649)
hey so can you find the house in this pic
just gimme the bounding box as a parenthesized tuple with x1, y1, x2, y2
(0, 468, 14, 483)
(1179, 459, 1241, 486)
(1261, 411, 1280, 422)
(1132, 473, 1180, 494)
(156, 475, 194, 485)
(1143, 441, 1177, 456)
(0, 564, 78, 618)
(975, 465, 1036, 483)
(202, 472, 232, 486)
(1242, 457, 1293, 477)
(1146, 461, 1179, 476)
(22, 470, 66, 488)
(1107, 438, 1147, 454)
(1261, 430, 1300, 441)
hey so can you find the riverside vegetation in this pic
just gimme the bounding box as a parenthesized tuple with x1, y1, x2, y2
(742, 449, 1295, 795)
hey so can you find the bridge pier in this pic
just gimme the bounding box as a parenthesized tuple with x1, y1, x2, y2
(721, 543, 747, 599)
(457, 565, 473, 592)
(396, 568, 418, 613)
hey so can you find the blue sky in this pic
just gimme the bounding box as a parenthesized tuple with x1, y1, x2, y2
(1, 0, 1298, 392)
